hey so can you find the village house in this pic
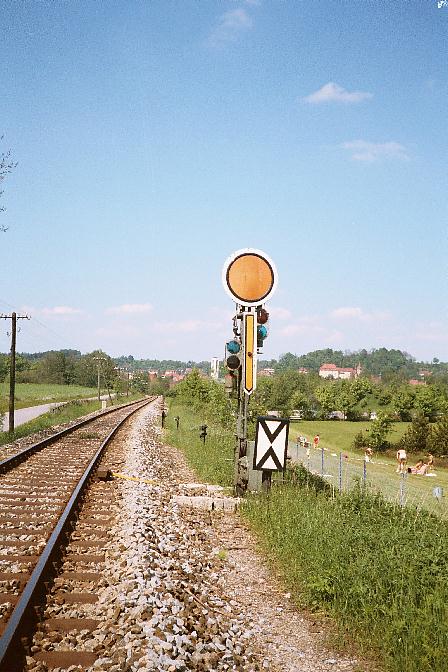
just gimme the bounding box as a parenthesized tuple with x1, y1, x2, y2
(258, 368, 275, 377)
(318, 363, 362, 380)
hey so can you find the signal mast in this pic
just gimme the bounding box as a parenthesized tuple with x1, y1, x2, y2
(222, 249, 278, 494)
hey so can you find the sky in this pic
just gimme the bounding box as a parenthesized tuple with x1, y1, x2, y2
(0, 0, 447, 363)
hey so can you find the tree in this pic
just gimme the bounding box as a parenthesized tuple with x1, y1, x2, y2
(315, 385, 336, 419)
(0, 137, 17, 231)
(391, 386, 415, 421)
(73, 350, 116, 389)
(350, 377, 372, 401)
(0, 354, 8, 381)
(35, 352, 76, 385)
(428, 415, 448, 457)
(399, 412, 430, 454)
(334, 382, 358, 420)
(413, 386, 440, 420)
(365, 413, 393, 451)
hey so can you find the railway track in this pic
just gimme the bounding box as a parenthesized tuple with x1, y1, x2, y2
(0, 395, 157, 671)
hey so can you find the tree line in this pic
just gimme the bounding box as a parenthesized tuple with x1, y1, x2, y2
(172, 369, 448, 457)
(260, 347, 447, 379)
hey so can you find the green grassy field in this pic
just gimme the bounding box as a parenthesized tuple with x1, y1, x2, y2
(290, 419, 409, 453)
(164, 401, 448, 672)
(165, 399, 234, 486)
(0, 392, 144, 447)
(290, 420, 448, 517)
(0, 383, 98, 410)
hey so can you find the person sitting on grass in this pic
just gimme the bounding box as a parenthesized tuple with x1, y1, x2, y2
(408, 460, 428, 475)
(364, 446, 373, 463)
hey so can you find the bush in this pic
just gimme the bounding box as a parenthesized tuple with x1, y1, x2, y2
(399, 412, 430, 454)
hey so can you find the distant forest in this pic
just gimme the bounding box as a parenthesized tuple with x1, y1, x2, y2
(1, 346, 445, 381)
(259, 348, 447, 379)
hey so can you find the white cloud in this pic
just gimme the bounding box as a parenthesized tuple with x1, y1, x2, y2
(154, 319, 221, 334)
(208, 8, 253, 46)
(341, 140, 408, 162)
(269, 306, 292, 320)
(303, 82, 373, 104)
(105, 303, 153, 315)
(40, 306, 83, 316)
(330, 306, 389, 322)
(280, 315, 326, 337)
(331, 307, 364, 319)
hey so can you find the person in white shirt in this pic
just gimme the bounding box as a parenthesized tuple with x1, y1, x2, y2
(396, 448, 407, 474)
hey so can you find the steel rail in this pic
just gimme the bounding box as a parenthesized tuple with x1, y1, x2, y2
(0, 395, 155, 671)
(0, 396, 153, 475)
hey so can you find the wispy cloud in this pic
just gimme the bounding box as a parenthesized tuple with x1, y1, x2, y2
(269, 306, 292, 320)
(340, 140, 409, 162)
(105, 303, 153, 315)
(330, 306, 389, 322)
(154, 319, 221, 334)
(208, 8, 253, 46)
(304, 82, 373, 104)
(280, 315, 326, 337)
(40, 306, 83, 316)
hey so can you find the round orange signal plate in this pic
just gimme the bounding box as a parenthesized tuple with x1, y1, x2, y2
(226, 252, 275, 304)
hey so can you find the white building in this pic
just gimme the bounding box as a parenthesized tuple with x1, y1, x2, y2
(210, 357, 220, 379)
(319, 363, 362, 380)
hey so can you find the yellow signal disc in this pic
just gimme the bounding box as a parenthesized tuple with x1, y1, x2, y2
(225, 252, 275, 304)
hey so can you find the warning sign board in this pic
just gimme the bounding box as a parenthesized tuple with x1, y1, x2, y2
(253, 417, 289, 471)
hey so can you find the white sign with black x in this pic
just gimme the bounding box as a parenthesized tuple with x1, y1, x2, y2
(253, 416, 289, 471)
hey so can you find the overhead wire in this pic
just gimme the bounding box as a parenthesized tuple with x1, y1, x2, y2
(0, 296, 79, 353)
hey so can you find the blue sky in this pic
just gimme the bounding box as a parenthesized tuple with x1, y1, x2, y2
(1, 0, 447, 362)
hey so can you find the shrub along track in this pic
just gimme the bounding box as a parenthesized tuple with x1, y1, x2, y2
(0, 396, 156, 671)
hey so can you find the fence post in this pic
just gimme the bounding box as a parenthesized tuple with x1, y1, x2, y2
(339, 452, 342, 492)
(399, 472, 406, 508)
(321, 446, 324, 477)
(363, 458, 367, 489)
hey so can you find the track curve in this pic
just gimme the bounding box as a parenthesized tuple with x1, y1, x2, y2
(0, 396, 157, 671)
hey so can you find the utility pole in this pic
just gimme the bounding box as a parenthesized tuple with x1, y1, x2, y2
(93, 356, 107, 403)
(0, 313, 30, 434)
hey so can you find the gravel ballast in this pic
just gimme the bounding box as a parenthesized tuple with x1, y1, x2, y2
(24, 399, 365, 671)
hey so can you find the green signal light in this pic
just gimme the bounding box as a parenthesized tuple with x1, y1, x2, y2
(257, 325, 268, 340)
(226, 340, 241, 354)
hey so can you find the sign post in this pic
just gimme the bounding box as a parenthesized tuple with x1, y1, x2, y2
(253, 416, 290, 493)
(222, 249, 278, 495)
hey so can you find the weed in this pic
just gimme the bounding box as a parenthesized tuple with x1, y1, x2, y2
(172, 401, 448, 672)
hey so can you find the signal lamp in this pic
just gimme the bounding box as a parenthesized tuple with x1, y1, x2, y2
(257, 325, 268, 340)
(257, 324, 268, 349)
(257, 308, 269, 324)
(226, 340, 241, 354)
(226, 354, 241, 371)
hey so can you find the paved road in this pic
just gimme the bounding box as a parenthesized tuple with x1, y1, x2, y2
(1, 394, 112, 432)
(1, 402, 66, 432)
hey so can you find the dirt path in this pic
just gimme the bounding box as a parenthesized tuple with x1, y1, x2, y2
(162, 440, 368, 672)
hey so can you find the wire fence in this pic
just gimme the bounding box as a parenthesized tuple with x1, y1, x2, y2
(288, 441, 448, 520)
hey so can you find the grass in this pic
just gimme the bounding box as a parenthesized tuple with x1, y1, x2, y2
(0, 383, 98, 411)
(290, 420, 448, 518)
(166, 399, 448, 672)
(290, 419, 409, 453)
(165, 399, 234, 486)
(243, 475, 448, 672)
(0, 393, 144, 447)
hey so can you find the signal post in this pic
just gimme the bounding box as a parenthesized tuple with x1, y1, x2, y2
(222, 249, 277, 495)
